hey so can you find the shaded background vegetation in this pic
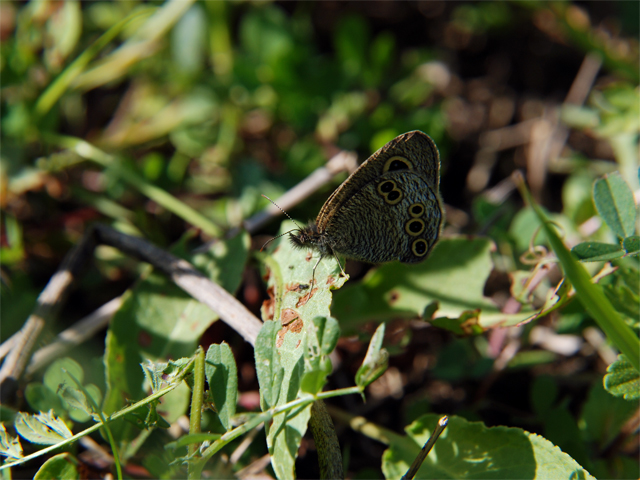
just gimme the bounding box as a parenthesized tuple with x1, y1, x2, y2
(1, 1, 638, 478)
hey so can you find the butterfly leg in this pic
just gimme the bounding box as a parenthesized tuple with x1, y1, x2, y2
(310, 255, 323, 288)
(331, 251, 346, 277)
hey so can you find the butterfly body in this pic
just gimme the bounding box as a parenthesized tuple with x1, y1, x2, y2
(290, 130, 443, 267)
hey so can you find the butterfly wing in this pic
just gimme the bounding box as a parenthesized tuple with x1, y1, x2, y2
(322, 169, 442, 263)
(316, 131, 441, 232)
(315, 131, 443, 263)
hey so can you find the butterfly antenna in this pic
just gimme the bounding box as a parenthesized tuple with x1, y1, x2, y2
(260, 229, 296, 252)
(262, 194, 305, 231)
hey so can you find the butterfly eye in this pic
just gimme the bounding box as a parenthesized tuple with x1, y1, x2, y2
(409, 203, 424, 217)
(383, 156, 413, 173)
(405, 218, 425, 236)
(412, 239, 429, 257)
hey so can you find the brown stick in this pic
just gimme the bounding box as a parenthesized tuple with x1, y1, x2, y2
(0, 224, 264, 403)
(0, 229, 97, 401)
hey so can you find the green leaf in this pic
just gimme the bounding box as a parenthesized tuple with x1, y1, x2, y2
(34, 453, 79, 480)
(204, 342, 238, 431)
(593, 173, 637, 239)
(355, 323, 388, 388)
(0, 424, 23, 460)
(259, 221, 348, 480)
(57, 383, 102, 422)
(604, 355, 640, 400)
(255, 321, 285, 410)
(40, 359, 101, 422)
(571, 242, 624, 262)
(15, 411, 72, 446)
(44, 358, 84, 394)
(57, 384, 92, 418)
(382, 414, 595, 479)
(333, 237, 532, 332)
(623, 235, 640, 256)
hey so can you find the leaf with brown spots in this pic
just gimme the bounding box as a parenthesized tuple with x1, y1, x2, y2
(259, 221, 348, 479)
(280, 308, 300, 326)
(296, 288, 318, 307)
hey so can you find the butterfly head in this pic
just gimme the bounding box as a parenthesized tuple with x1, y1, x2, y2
(289, 223, 333, 255)
(289, 223, 319, 248)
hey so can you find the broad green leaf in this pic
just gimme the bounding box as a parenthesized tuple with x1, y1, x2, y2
(259, 221, 347, 480)
(382, 414, 595, 479)
(593, 173, 636, 239)
(333, 237, 532, 333)
(205, 343, 238, 431)
(356, 323, 388, 388)
(255, 321, 285, 410)
(15, 411, 72, 446)
(34, 452, 79, 480)
(571, 242, 624, 262)
(623, 235, 640, 256)
(536, 402, 590, 471)
(604, 355, 640, 400)
(103, 231, 249, 420)
(0, 424, 23, 460)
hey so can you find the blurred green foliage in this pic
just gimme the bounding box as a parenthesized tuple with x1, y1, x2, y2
(1, 1, 638, 479)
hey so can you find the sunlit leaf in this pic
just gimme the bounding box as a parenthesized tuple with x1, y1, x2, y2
(34, 452, 79, 480)
(382, 414, 595, 479)
(15, 411, 72, 446)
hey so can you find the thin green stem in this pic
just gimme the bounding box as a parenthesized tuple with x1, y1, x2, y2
(187, 347, 205, 480)
(190, 386, 362, 476)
